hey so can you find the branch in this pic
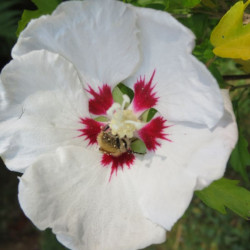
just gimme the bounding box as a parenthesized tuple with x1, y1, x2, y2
(229, 83, 250, 91)
(223, 74, 250, 80)
(206, 56, 217, 67)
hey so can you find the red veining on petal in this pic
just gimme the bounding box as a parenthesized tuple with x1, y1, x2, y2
(79, 118, 103, 145)
(86, 84, 113, 115)
(138, 116, 171, 151)
(132, 70, 158, 113)
(101, 153, 135, 181)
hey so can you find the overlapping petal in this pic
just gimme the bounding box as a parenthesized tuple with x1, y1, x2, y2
(19, 146, 166, 250)
(17, 91, 237, 248)
(131, 91, 237, 229)
(124, 7, 223, 128)
(12, 0, 140, 90)
(0, 50, 88, 172)
(0, 1, 239, 249)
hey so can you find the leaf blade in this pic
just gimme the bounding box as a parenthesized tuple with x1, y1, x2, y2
(17, 0, 62, 36)
(196, 178, 250, 219)
(210, 0, 250, 60)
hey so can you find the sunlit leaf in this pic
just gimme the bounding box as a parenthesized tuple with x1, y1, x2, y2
(168, 0, 200, 9)
(94, 116, 109, 122)
(116, 83, 134, 102)
(112, 83, 134, 109)
(131, 139, 147, 154)
(140, 108, 157, 122)
(210, 0, 250, 60)
(17, 0, 62, 36)
(137, 0, 168, 8)
(196, 178, 250, 219)
(112, 86, 124, 106)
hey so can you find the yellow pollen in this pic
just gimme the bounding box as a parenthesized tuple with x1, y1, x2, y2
(109, 109, 141, 138)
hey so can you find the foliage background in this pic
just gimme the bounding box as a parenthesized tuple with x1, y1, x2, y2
(0, 0, 249, 249)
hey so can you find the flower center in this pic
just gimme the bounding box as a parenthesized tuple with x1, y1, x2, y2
(107, 95, 143, 138)
(109, 109, 140, 138)
(97, 95, 144, 157)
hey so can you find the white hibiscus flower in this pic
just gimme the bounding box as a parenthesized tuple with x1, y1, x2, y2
(0, 0, 238, 249)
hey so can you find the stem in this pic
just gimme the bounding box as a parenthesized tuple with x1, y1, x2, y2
(191, 9, 223, 18)
(229, 84, 250, 91)
(223, 74, 250, 80)
(223, 80, 250, 91)
(206, 56, 217, 67)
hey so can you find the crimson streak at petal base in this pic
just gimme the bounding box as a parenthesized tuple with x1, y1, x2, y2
(79, 74, 170, 180)
(86, 84, 114, 115)
(138, 116, 171, 151)
(101, 152, 135, 181)
(79, 118, 103, 145)
(132, 70, 158, 113)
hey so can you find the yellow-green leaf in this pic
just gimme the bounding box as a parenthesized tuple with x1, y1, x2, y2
(130, 139, 147, 154)
(210, 0, 250, 60)
(196, 178, 250, 219)
(235, 58, 250, 73)
(94, 116, 109, 122)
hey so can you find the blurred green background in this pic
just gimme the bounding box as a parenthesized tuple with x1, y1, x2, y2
(0, 0, 250, 249)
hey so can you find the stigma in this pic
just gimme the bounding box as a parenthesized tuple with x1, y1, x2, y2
(107, 95, 143, 138)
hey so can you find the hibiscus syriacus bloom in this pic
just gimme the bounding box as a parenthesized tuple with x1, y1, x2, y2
(0, 0, 237, 249)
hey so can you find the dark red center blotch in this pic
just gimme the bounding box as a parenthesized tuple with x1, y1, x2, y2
(101, 152, 135, 181)
(138, 116, 171, 151)
(86, 84, 113, 115)
(79, 118, 103, 145)
(79, 76, 170, 181)
(132, 70, 158, 113)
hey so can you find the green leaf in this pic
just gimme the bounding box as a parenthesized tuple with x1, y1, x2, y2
(192, 39, 214, 62)
(179, 14, 208, 39)
(137, 0, 168, 10)
(140, 108, 157, 122)
(94, 116, 109, 122)
(144, 3, 166, 10)
(112, 86, 124, 106)
(112, 83, 134, 108)
(0, 0, 20, 39)
(131, 139, 147, 154)
(181, 0, 201, 8)
(117, 83, 134, 102)
(41, 229, 67, 250)
(196, 178, 250, 219)
(168, 0, 200, 10)
(230, 94, 250, 182)
(17, 0, 62, 36)
(230, 134, 250, 183)
(31, 0, 61, 12)
(207, 64, 226, 88)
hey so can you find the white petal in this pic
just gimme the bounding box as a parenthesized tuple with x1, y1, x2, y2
(132, 152, 197, 230)
(131, 90, 237, 229)
(12, 0, 140, 89)
(186, 90, 238, 189)
(0, 50, 88, 172)
(124, 7, 223, 128)
(19, 146, 166, 250)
